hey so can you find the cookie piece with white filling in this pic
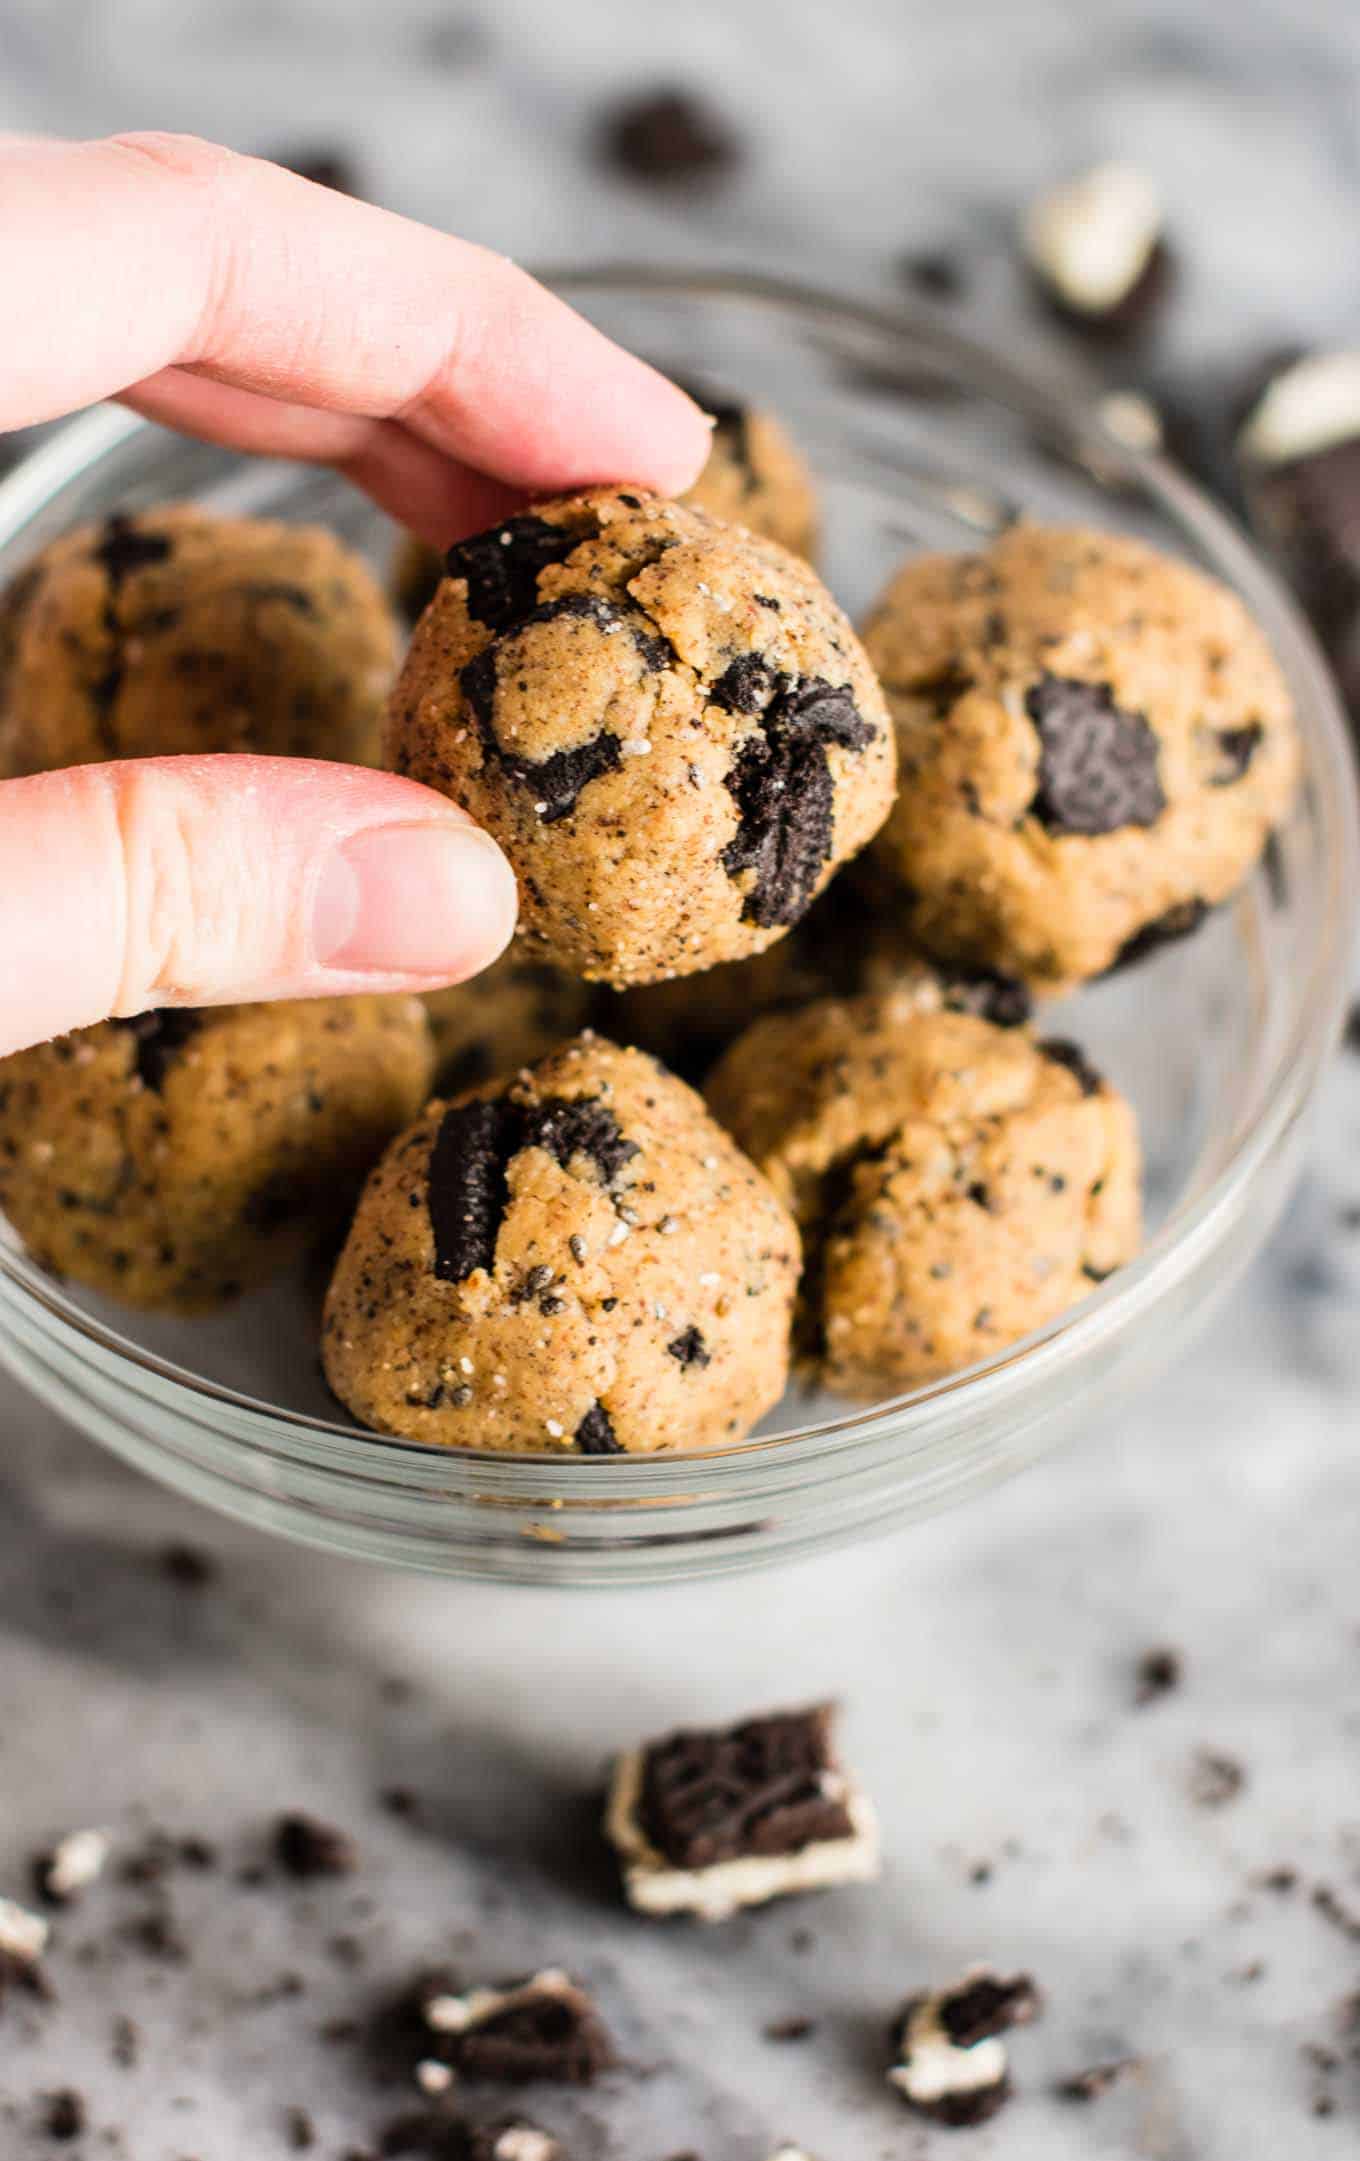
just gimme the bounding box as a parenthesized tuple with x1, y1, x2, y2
(606, 1703, 878, 1921)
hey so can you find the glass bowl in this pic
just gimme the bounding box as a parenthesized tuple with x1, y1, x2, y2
(0, 270, 1355, 1586)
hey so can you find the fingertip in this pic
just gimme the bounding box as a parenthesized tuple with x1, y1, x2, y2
(313, 817, 519, 984)
(617, 362, 716, 496)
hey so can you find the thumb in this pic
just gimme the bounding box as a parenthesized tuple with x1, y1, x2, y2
(0, 755, 518, 1057)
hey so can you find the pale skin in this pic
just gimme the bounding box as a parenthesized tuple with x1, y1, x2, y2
(0, 132, 711, 1057)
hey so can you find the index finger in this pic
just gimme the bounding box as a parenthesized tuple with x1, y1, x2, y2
(0, 131, 711, 498)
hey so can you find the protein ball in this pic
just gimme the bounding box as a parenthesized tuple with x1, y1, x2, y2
(0, 997, 434, 1312)
(862, 524, 1299, 987)
(383, 490, 894, 985)
(0, 506, 398, 776)
(322, 1033, 800, 1453)
(707, 991, 1141, 1394)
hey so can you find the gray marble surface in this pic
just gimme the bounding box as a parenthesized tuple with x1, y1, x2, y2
(3, 3, 1360, 2155)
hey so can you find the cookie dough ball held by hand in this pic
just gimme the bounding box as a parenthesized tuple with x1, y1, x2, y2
(383, 490, 895, 986)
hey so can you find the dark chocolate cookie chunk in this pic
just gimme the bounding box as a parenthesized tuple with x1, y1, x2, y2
(446, 516, 597, 635)
(1027, 674, 1166, 836)
(427, 1093, 638, 1284)
(722, 677, 876, 927)
(1110, 897, 1209, 971)
(422, 1970, 612, 2086)
(598, 88, 740, 184)
(114, 1008, 203, 1093)
(638, 1706, 855, 1872)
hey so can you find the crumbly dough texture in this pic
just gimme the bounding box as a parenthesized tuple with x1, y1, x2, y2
(0, 997, 433, 1313)
(863, 524, 1299, 987)
(386, 398, 818, 625)
(599, 874, 1031, 1081)
(0, 505, 399, 776)
(707, 991, 1141, 1395)
(384, 490, 894, 986)
(682, 393, 819, 560)
(322, 1034, 800, 1454)
(421, 947, 595, 1093)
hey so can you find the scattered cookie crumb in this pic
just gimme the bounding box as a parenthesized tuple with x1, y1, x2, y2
(888, 1969, 1040, 2126)
(421, 1969, 612, 2085)
(1312, 1883, 1360, 1942)
(159, 1542, 218, 1588)
(1134, 1647, 1183, 1706)
(1055, 2058, 1141, 2103)
(274, 1814, 357, 1879)
(763, 2017, 816, 2043)
(284, 2103, 316, 2149)
(598, 86, 740, 183)
(40, 2088, 86, 2141)
(32, 1827, 110, 1906)
(1189, 1750, 1246, 1808)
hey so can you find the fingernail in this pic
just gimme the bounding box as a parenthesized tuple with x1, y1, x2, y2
(314, 821, 517, 977)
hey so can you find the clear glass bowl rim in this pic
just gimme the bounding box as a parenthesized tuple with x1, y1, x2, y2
(0, 264, 1356, 1505)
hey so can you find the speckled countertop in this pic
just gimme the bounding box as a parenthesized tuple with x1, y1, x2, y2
(2, 4, 1360, 2155)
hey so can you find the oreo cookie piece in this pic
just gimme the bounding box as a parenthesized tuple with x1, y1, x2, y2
(446, 517, 597, 636)
(721, 676, 876, 927)
(598, 87, 740, 184)
(1037, 1038, 1105, 1098)
(421, 1969, 612, 2085)
(605, 1704, 879, 1921)
(1026, 674, 1166, 836)
(1110, 897, 1209, 972)
(114, 1008, 202, 1092)
(427, 1093, 637, 1285)
(1238, 351, 1360, 694)
(888, 1969, 1041, 2126)
(1023, 163, 1169, 337)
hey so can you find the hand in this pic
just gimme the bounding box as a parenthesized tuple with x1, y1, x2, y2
(0, 132, 710, 1057)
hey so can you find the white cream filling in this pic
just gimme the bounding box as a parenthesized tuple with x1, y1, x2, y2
(888, 1993, 1008, 2106)
(605, 1745, 880, 1923)
(0, 1897, 49, 1964)
(1239, 350, 1360, 465)
(1024, 162, 1162, 312)
(43, 1828, 109, 1901)
(425, 1967, 574, 2035)
(491, 2130, 559, 2161)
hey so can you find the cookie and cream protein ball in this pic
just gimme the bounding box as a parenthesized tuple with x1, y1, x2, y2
(863, 524, 1299, 987)
(0, 998, 434, 1313)
(384, 490, 894, 986)
(0, 506, 398, 777)
(323, 1034, 800, 1453)
(707, 990, 1141, 1394)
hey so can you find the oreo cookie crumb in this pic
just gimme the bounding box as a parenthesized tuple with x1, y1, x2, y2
(159, 1541, 217, 1588)
(1111, 898, 1209, 971)
(575, 1402, 623, 1455)
(41, 2089, 86, 2141)
(666, 1326, 711, 1368)
(94, 514, 173, 589)
(422, 1968, 612, 2085)
(111, 2014, 140, 2068)
(599, 87, 740, 185)
(1189, 1750, 1246, 1809)
(1038, 1038, 1104, 1097)
(277, 146, 359, 194)
(942, 968, 1032, 1029)
(900, 249, 967, 300)
(1056, 2058, 1140, 2102)
(1135, 1646, 1183, 1706)
(763, 2016, 816, 2043)
(1027, 674, 1165, 836)
(1211, 722, 1264, 785)
(721, 674, 875, 927)
(1256, 1866, 1298, 1894)
(1312, 1883, 1360, 1942)
(284, 2104, 317, 2149)
(115, 1008, 203, 1092)
(445, 515, 593, 634)
(274, 1813, 358, 1879)
(381, 1787, 423, 1822)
